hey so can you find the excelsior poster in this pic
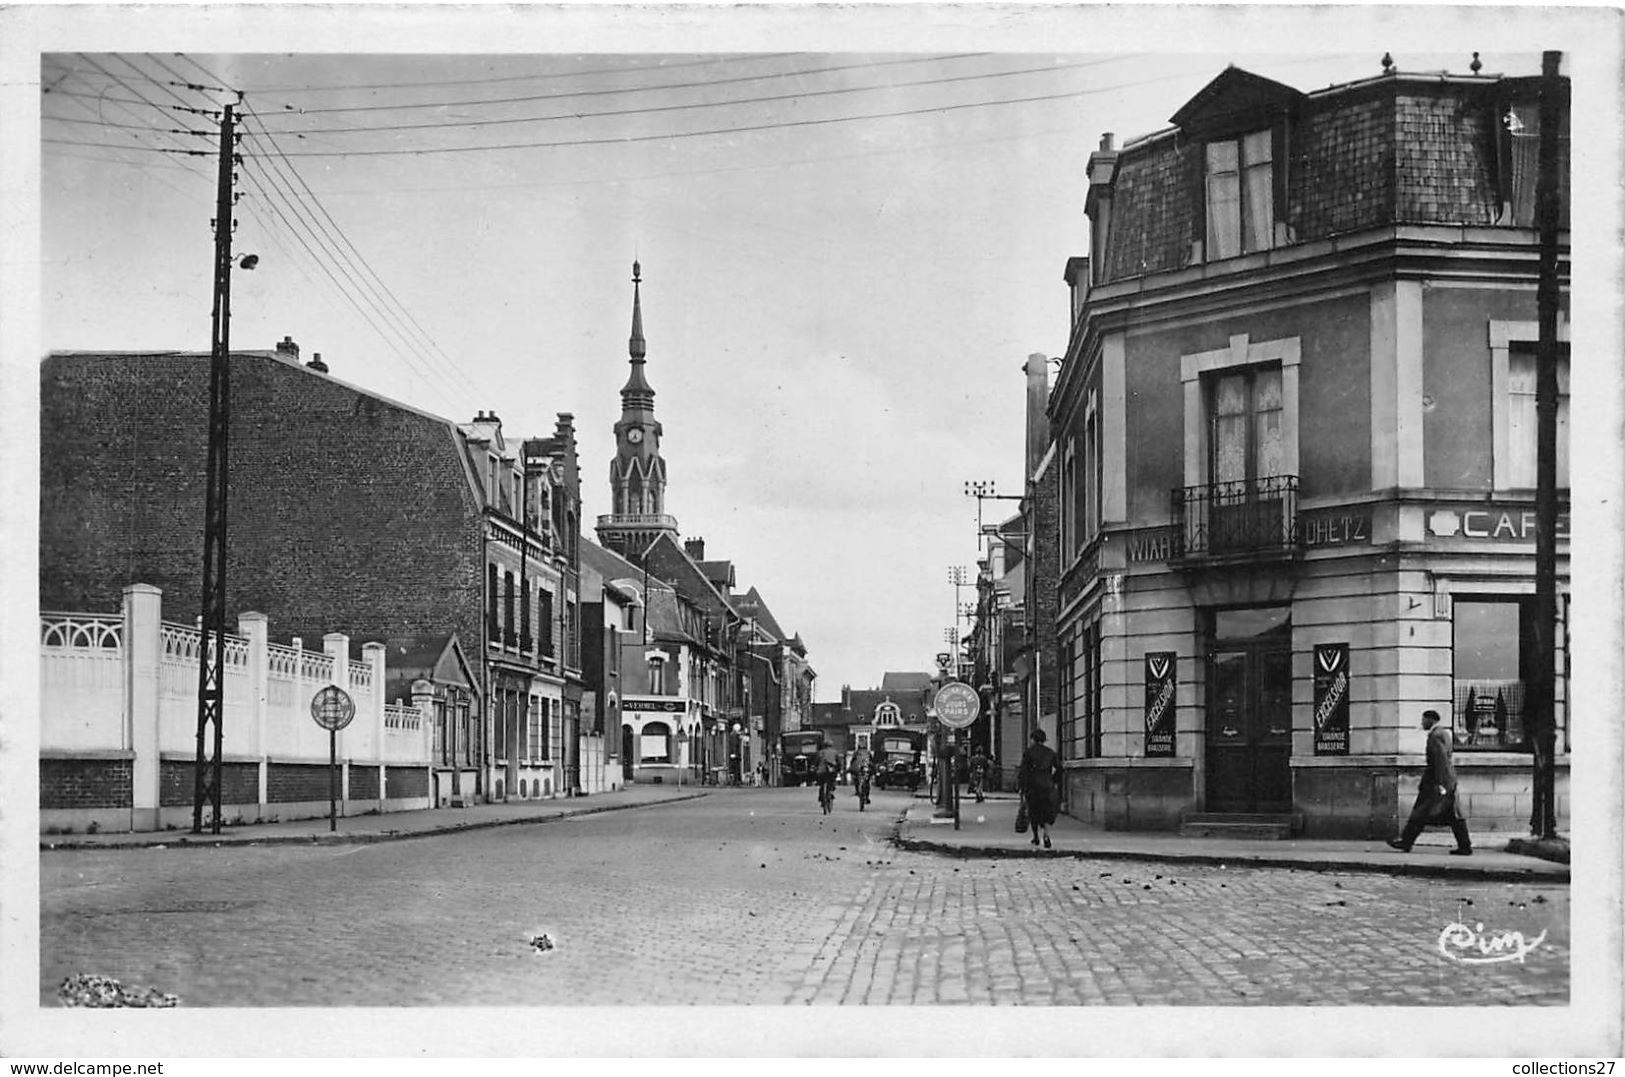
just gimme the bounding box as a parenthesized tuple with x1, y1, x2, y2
(1143, 652, 1176, 757)
(1313, 643, 1350, 755)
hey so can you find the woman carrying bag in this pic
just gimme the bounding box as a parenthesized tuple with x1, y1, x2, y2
(1017, 728, 1062, 849)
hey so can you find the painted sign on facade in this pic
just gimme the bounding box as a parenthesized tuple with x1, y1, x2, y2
(1313, 643, 1350, 756)
(1298, 510, 1371, 547)
(1125, 528, 1178, 563)
(1143, 652, 1176, 757)
(1427, 507, 1570, 542)
(622, 698, 686, 713)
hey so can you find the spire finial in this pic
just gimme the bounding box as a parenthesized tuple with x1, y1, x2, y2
(629, 260, 646, 361)
(1470, 51, 1482, 74)
(1381, 52, 1395, 74)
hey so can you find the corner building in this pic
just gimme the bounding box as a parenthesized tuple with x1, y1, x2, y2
(1051, 64, 1571, 837)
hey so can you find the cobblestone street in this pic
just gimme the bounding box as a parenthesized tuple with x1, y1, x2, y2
(41, 788, 1569, 1007)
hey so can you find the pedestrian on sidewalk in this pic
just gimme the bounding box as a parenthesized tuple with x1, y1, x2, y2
(1017, 728, 1062, 850)
(1388, 708, 1473, 856)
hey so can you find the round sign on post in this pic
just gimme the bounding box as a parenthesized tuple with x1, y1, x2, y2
(310, 685, 356, 731)
(934, 681, 980, 730)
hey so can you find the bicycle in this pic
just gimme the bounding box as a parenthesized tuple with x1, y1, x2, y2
(818, 773, 835, 815)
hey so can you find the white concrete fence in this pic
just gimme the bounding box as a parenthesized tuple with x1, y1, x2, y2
(40, 583, 433, 833)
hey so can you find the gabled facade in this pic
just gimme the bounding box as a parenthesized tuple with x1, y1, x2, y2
(1048, 62, 1571, 837)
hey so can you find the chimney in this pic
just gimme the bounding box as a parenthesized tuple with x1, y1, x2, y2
(306, 352, 329, 374)
(685, 538, 706, 561)
(1099, 132, 1115, 152)
(1024, 353, 1051, 483)
(275, 335, 299, 360)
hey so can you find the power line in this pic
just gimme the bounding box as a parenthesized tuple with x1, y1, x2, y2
(235, 157, 475, 411)
(235, 110, 484, 407)
(248, 52, 805, 93)
(259, 53, 1000, 115)
(270, 72, 1196, 158)
(241, 103, 486, 403)
(255, 57, 1133, 136)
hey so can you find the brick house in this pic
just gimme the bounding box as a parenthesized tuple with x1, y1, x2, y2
(40, 338, 591, 807)
(1047, 63, 1570, 837)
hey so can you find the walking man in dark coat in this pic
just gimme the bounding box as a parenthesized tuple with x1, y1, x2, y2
(1388, 708, 1473, 856)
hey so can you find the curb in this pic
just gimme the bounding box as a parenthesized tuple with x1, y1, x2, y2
(894, 831, 1571, 884)
(40, 792, 711, 852)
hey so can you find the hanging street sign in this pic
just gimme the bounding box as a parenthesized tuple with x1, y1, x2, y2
(310, 684, 356, 731)
(934, 681, 980, 730)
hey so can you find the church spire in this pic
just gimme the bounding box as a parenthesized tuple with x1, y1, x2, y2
(621, 260, 654, 409)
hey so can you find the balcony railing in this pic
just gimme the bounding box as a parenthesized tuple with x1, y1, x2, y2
(1171, 475, 1300, 558)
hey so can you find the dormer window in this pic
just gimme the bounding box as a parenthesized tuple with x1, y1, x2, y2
(1206, 130, 1274, 259)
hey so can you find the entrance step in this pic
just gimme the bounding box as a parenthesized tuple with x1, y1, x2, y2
(1178, 812, 1301, 840)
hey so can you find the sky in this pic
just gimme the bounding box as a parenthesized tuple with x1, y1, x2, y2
(16, 5, 1592, 699)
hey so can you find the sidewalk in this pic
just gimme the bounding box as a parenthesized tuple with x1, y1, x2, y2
(898, 794, 1570, 883)
(39, 784, 710, 851)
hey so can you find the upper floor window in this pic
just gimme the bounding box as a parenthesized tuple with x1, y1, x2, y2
(1205, 131, 1274, 259)
(648, 655, 667, 696)
(1507, 348, 1570, 489)
(1209, 364, 1284, 487)
(875, 702, 900, 727)
(1490, 321, 1570, 492)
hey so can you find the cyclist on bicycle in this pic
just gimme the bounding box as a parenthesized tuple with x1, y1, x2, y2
(848, 744, 873, 805)
(813, 739, 841, 808)
(968, 744, 990, 804)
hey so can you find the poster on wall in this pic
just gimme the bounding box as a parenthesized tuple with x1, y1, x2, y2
(1143, 652, 1176, 757)
(1313, 643, 1351, 755)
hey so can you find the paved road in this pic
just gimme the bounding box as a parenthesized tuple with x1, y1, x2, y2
(41, 787, 1568, 1006)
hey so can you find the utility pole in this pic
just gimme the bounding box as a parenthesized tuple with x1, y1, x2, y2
(1529, 50, 1565, 840)
(192, 100, 240, 835)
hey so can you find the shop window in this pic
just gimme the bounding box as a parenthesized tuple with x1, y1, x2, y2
(1205, 130, 1274, 260)
(640, 721, 672, 763)
(1452, 597, 1543, 751)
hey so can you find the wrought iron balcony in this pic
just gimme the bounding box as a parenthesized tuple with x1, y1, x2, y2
(1171, 475, 1300, 559)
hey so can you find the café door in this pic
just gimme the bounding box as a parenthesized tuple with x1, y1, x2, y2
(1204, 609, 1293, 813)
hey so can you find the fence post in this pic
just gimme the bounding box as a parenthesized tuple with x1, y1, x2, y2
(238, 611, 269, 821)
(124, 583, 163, 831)
(363, 640, 387, 805)
(413, 678, 436, 805)
(324, 632, 350, 808)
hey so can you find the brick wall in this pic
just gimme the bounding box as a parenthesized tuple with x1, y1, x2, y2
(267, 762, 333, 803)
(1031, 463, 1061, 723)
(159, 760, 258, 807)
(40, 758, 132, 809)
(40, 352, 485, 652)
(385, 766, 428, 799)
(348, 766, 380, 800)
